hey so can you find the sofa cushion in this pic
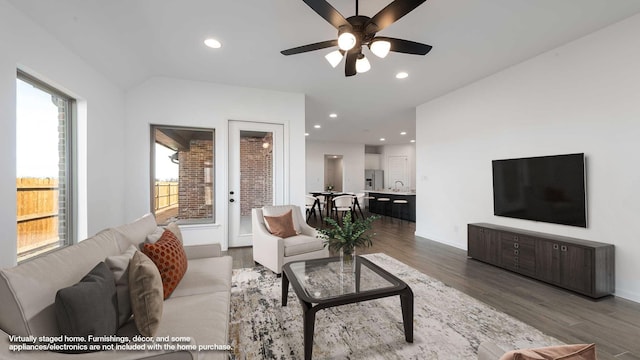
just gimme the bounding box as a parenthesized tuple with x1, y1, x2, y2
(283, 234, 325, 257)
(128, 251, 163, 337)
(142, 230, 188, 299)
(55, 262, 118, 344)
(499, 344, 596, 360)
(170, 256, 233, 298)
(0, 230, 124, 337)
(146, 227, 165, 243)
(166, 222, 183, 243)
(158, 291, 230, 360)
(147, 222, 183, 244)
(263, 210, 298, 238)
(105, 244, 138, 327)
(113, 213, 158, 247)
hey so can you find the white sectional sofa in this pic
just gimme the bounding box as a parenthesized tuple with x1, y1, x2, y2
(0, 214, 232, 360)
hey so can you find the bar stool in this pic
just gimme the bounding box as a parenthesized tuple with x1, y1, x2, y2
(392, 199, 409, 223)
(363, 194, 375, 215)
(376, 197, 391, 219)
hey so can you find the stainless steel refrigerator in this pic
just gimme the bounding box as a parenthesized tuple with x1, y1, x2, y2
(364, 170, 384, 190)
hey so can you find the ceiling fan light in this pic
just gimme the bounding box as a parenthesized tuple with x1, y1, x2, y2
(338, 32, 356, 51)
(355, 54, 371, 73)
(325, 50, 344, 68)
(370, 40, 391, 58)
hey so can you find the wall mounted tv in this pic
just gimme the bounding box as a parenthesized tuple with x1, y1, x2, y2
(492, 153, 587, 227)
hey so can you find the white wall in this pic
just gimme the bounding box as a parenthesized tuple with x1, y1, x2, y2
(124, 77, 305, 250)
(0, 0, 126, 267)
(306, 141, 365, 193)
(365, 153, 381, 169)
(416, 14, 640, 301)
(381, 144, 416, 191)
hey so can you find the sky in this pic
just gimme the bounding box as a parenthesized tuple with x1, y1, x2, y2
(16, 79, 60, 178)
(155, 143, 179, 181)
(17, 78, 179, 180)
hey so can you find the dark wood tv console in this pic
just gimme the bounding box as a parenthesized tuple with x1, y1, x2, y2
(467, 223, 614, 298)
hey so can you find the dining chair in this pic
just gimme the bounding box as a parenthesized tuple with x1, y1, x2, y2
(354, 192, 365, 219)
(315, 194, 327, 218)
(331, 195, 355, 222)
(305, 195, 319, 221)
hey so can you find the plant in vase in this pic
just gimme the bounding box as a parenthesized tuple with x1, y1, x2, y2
(318, 212, 379, 272)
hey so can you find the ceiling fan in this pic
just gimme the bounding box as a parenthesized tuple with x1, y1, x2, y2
(281, 0, 432, 77)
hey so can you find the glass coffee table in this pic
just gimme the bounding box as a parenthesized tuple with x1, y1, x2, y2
(282, 256, 413, 360)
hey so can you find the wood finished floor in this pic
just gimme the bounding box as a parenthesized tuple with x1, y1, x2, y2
(224, 214, 640, 359)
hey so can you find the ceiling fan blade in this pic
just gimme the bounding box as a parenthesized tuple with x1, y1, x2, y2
(367, 0, 427, 32)
(302, 0, 350, 29)
(281, 40, 338, 55)
(376, 36, 432, 55)
(345, 50, 357, 77)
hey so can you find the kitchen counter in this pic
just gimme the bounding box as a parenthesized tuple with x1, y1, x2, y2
(363, 190, 416, 196)
(364, 191, 416, 222)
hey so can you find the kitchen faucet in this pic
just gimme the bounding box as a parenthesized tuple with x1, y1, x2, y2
(394, 180, 404, 191)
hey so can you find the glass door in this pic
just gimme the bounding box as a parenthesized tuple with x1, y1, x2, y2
(228, 121, 284, 247)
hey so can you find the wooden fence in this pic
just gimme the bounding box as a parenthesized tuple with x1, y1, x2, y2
(16, 178, 60, 256)
(16, 179, 180, 258)
(155, 181, 179, 210)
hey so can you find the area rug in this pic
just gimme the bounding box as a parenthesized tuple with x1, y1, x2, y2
(228, 253, 562, 359)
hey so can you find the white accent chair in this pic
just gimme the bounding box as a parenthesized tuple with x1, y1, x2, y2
(252, 205, 329, 274)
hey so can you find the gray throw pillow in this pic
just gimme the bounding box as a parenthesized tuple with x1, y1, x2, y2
(55, 262, 118, 344)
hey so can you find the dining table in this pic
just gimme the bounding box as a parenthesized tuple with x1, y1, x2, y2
(309, 191, 362, 220)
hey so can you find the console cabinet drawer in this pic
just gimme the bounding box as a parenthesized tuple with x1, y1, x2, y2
(500, 235, 536, 277)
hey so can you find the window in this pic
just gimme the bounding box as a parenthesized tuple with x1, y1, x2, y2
(151, 125, 215, 225)
(16, 71, 74, 262)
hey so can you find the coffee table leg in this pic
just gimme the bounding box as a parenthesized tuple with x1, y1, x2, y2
(282, 271, 290, 306)
(400, 286, 414, 343)
(301, 301, 316, 360)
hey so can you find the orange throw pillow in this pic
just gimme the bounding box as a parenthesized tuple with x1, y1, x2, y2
(142, 230, 188, 299)
(263, 209, 297, 238)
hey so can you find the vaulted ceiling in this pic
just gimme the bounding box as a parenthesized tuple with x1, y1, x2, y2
(10, 0, 640, 145)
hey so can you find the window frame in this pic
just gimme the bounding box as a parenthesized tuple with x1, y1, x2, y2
(150, 124, 216, 225)
(16, 70, 75, 262)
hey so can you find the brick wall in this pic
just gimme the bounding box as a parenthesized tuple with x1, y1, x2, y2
(240, 134, 273, 216)
(178, 139, 214, 220)
(55, 95, 68, 244)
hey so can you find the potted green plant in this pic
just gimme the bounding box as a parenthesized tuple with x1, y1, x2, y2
(318, 212, 379, 272)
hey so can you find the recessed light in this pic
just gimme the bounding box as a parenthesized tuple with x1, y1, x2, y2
(314, 124, 321, 129)
(410, 139, 416, 143)
(305, 133, 309, 136)
(329, 113, 337, 118)
(380, 138, 386, 141)
(204, 38, 222, 49)
(396, 72, 408, 79)
(400, 131, 407, 135)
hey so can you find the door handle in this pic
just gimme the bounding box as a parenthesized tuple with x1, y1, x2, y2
(229, 199, 235, 203)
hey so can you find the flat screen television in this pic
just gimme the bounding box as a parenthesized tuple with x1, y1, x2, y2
(492, 153, 587, 227)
